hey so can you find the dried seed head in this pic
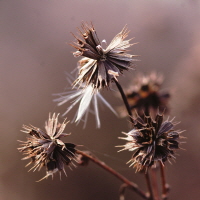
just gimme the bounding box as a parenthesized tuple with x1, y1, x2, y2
(71, 23, 138, 90)
(18, 113, 77, 181)
(117, 112, 184, 172)
(119, 72, 170, 118)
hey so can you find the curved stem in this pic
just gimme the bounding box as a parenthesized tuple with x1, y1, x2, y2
(76, 150, 149, 200)
(114, 79, 134, 123)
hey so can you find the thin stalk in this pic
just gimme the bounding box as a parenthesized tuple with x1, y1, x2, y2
(159, 162, 169, 200)
(144, 104, 150, 116)
(76, 150, 149, 200)
(145, 171, 154, 200)
(114, 79, 134, 123)
(151, 168, 160, 200)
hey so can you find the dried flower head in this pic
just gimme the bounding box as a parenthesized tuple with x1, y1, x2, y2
(18, 113, 77, 181)
(117, 112, 184, 172)
(54, 76, 117, 128)
(119, 72, 170, 118)
(71, 23, 138, 89)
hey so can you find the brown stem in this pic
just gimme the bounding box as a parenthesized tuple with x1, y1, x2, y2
(145, 171, 154, 200)
(159, 162, 169, 200)
(114, 79, 134, 124)
(151, 168, 160, 200)
(76, 150, 149, 200)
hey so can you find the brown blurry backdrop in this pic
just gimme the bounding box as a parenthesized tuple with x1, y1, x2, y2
(1, 0, 200, 199)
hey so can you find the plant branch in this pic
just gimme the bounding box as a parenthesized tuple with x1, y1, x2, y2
(114, 79, 134, 124)
(76, 150, 149, 200)
(159, 162, 169, 200)
(145, 171, 154, 200)
(151, 168, 160, 200)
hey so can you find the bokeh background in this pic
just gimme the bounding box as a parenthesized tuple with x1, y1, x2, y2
(1, 0, 200, 199)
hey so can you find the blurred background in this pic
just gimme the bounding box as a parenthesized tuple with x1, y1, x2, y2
(1, 0, 200, 199)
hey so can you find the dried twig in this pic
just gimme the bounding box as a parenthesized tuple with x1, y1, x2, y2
(159, 162, 170, 200)
(76, 150, 149, 200)
(145, 171, 154, 200)
(114, 79, 134, 123)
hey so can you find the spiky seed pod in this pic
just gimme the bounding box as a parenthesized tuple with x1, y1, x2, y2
(18, 113, 77, 181)
(119, 72, 170, 118)
(117, 112, 184, 172)
(71, 23, 138, 90)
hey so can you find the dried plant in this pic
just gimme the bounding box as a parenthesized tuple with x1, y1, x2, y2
(71, 23, 138, 90)
(54, 75, 117, 128)
(117, 112, 183, 172)
(18, 113, 77, 181)
(118, 72, 170, 118)
(18, 22, 185, 200)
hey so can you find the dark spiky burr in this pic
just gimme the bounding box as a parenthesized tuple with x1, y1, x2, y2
(119, 72, 170, 118)
(117, 112, 184, 172)
(18, 113, 77, 181)
(71, 23, 138, 90)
